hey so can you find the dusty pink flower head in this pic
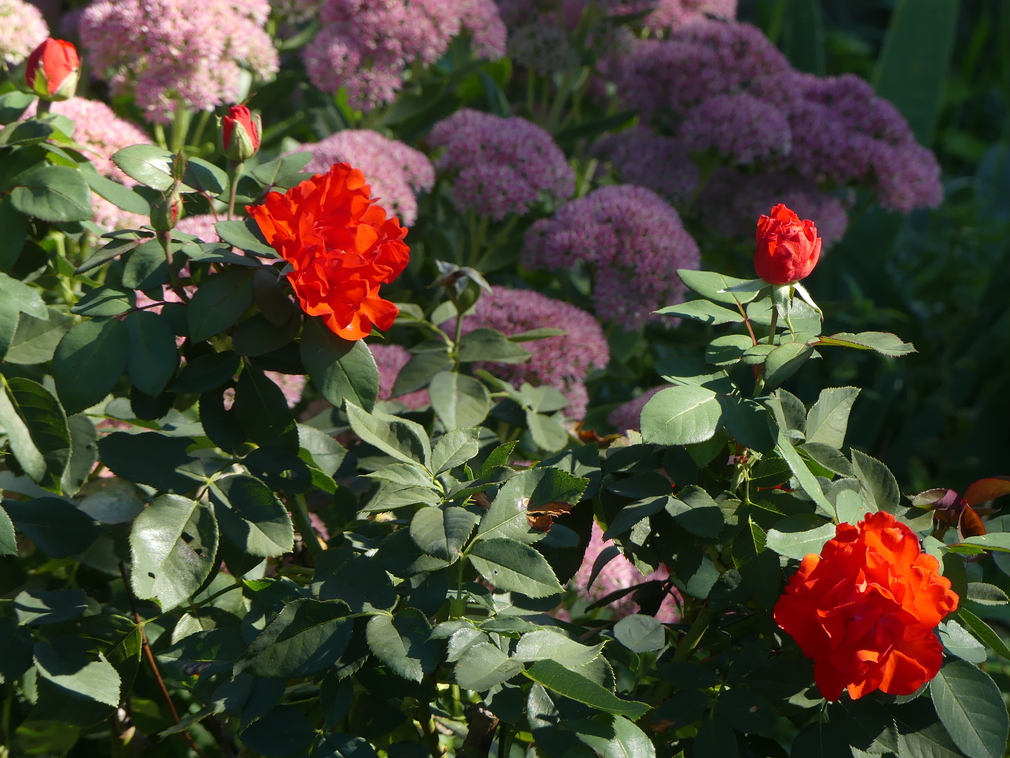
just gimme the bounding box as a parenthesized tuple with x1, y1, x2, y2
(266, 372, 307, 408)
(563, 523, 681, 622)
(593, 127, 699, 204)
(80, 0, 278, 123)
(680, 92, 790, 165)
(429, 109, 574, 219)
(304, 0, 504, 110)
(299, 130, 435, 226)
(523, 185, 700, 330)
(613, 20, 789, 123)
(0, 0, 48, 65)
(372, 344, 430, 410)
(175, 214, 220, 243)
(641, 0, 737, 29)
(697, 170, 849, 247)
(453, 288, 609, 419)
(608, 386, 665, 433)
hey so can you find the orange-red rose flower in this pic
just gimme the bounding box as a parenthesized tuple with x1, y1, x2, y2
(774, 511, 958, 701)
(24, 39, 80, 101)
(754, 203, 821, 285)
(248, 163, 409, 340)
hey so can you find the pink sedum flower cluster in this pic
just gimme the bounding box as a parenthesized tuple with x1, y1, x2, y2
(429, 109, 575, 219)
(561, 523, 681, 622)
(523, 185, 700, 330)
(456, 288, 609, 418)
(80, 0, 278, 123)
(0, 0, 48, 66)
(303, 0, 505, 111)
(372, 344, 430, 410)
(298, 130, 435, 227)
(593, 127, 699, 204)
(608, 386, 665, 433)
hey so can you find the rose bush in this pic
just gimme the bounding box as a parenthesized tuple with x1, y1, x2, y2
(0, 6, 1007, 758)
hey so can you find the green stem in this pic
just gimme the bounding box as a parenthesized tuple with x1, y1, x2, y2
(170, 102, 192, 153)
(35, 98, 51, 116)
(190, 109, 212, 148)
(153, 123, 168, 149)
(468, 214, 490, 266)
(226, 160, 244, 220)
(417, 703, 442, 757)
(291, 493, 325, 558)
(672, 607, 712, 662)
(157, 230, 189, 303)
(450, 556, 467, 618)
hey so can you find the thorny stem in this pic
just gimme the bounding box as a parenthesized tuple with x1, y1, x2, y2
(156, 229, 189, 303)
(290, 493, 326, 557)
(118, 562, 211, 758)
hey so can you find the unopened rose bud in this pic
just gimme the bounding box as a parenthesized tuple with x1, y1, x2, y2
(150, 187, 183, 232)
(754, 203, 822, 285)
(22, 38, 80, 101)
(219, 105, 261, 162)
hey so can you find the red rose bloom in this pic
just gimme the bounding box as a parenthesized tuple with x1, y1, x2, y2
(248, 163, 409, 340)
(25, 39, 80, 101)
(754, 203, 821, 285)
(774, 511, 958, 701)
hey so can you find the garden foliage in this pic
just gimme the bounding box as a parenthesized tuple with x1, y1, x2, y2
(0, 1, 1009, 757)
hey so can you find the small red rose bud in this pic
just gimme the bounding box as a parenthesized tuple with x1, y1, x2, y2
(150, 187, 183, 232)
(754, 203, 822, 286)
(23, 39, 80, 101)
(219, 105, 261, 162)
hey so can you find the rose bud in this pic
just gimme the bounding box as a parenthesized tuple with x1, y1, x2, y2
(23, 39, 81, 101)
(754, 203, 822, 285)
(150, 187, 183, 232)
(219, 105, 261, 162)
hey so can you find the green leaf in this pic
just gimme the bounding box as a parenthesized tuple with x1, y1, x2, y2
(392, 347, 453, 397)
(850, 449, 900, 512)
(300, 317, 378, 411)
(939, 619, 988, 664)
(345, 401, 430, 467)
(789, 721, 850, 758)
(125, 311, 178, 397)
(930, 658, 1009, 758)
(232, 312, 299, 356)
(5, 307, 73, 366)
(835, 488, 872, 526)
(817, 332, 916, 357)
(967, 582, 1009, 606)
(805, 387, 860, 449)
(569, 715, 657, 758)
(410, 505, 478, 562)
(183, 157, 228, 195)
(765, 516, 835, 560)
(365, 610, 439, 683)
(763, 342, 814, 390)
(455, 642, 524, 691)
(515, 629, 605, 667)
(240, 706, 314, 757)
(52, 318, 129, 414)
(468, 537, 564, 597)
(234, 366, 299, 452)
(0, 196, 27, 272)
(523, 660, 649, 720)
(613, 615, 666, 654)
(72, 287, 134, 318)
(210, 475, 293, 558)
(956, 607, 1010, 659)
(0, 271, 48, 319)
(478, 467, 588, 543)
(429, 371, 491, 430)
(0, 508, 16, 556)
(677, 270, 764, 306)
(705, 334, 753, 366)
(4, 497, 102, 558)
(187, 269, 254, 341)
(640, 385, 724, 446)
(111, 145, 181, 192)
(249, 152, 312, 186)
(719, 689, 778, 735)
(719, 395, 775, 453)
(14, 588, 87, 625)
(240, 598, 352, 679)
(83, 170, 150, 215)
(315, 734, 378, 758)
(98, 431, 201, 493)
(34, 637, 120, 707)
(214, 218, 278, 257)
(893, 699, 964, 758)
(654, 300, 744, 325)
(458, 328, 531, 363)
(430, 427, 481, 475)
(10, 165, 91, 222)
(312, 548, 397, 612)
(130, 494, 218, 612)
(0, 377, 68, 489)
(172, 351, 240, 393)
(526, 410, 569, 452)
(775, 429, 834, 516)
(604, 497, 667, 541)
(0, 92, 35, 125)
(872, 0, 958, 144)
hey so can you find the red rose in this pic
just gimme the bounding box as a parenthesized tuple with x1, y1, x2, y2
(774, 511, 958, 701)
(248, 163, 409, 340)
(24, 39, 80, 101)
(754, 203, 821, 285)
(220, 105, 261, 162)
